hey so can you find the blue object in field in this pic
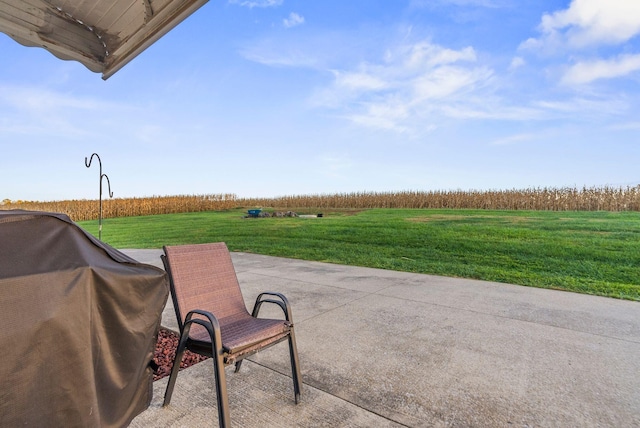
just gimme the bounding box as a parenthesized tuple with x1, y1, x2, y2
(247, 209, 261, 217)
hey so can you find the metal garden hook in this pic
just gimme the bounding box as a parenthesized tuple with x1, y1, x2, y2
(85, 153, 113, 240)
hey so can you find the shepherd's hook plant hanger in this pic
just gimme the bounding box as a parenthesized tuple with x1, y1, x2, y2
(85, 153, 113, 240)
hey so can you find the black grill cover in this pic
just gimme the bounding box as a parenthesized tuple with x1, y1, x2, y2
(0, 210, 169, 427)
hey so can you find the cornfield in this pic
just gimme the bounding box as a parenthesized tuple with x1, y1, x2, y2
(240, 186, 640, 212)
(0, 194, 237, 222)
(2, 186, 640, 221)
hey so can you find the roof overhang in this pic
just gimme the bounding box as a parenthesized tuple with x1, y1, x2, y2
(0, 0, 208, 80)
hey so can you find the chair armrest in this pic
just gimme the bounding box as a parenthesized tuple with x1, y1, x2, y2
(182, 309, 224, 351)
(184, 309, 221, 331)
(251, 292, 293, 322)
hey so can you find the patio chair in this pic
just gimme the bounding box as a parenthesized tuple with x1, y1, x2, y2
(161, 243, 302, 427)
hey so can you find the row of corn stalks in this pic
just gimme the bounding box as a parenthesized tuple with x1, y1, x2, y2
(2, 186, 640, 221)
(1, 194, 237, 222)
(240, 186, 640, 212)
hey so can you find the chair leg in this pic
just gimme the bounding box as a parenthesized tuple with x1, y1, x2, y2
(212, 348, 231, 428)
(176, 314, 231, 427)
(163, 329, 190, 406)
(234, 360, 243, 373)
(288, 328, 303, 404)
(202, 321, 231, 428)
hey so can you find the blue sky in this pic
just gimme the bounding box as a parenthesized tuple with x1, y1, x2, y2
(1, 0, 639, 201)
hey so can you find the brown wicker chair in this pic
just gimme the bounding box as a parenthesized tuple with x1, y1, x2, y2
(161, 243, 302, 427)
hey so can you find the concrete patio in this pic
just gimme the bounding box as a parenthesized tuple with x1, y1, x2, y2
(125, 249, 640, 427)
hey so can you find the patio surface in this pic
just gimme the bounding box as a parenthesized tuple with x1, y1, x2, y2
(125, 249, 640, 428)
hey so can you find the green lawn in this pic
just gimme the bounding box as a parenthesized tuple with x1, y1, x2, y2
(79, 208, 640, 301)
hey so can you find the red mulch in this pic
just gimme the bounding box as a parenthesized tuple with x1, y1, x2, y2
(153, 328, 210, 381)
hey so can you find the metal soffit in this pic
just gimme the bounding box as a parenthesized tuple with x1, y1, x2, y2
(0, 0, 208, 80)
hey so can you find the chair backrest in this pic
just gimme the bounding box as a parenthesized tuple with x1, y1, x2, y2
(163, 243, 249, 331)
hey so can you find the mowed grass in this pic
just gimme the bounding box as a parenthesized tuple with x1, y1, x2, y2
(79, 208, 640, 301)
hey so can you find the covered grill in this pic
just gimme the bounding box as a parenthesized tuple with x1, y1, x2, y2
(0, 210, 168, 427)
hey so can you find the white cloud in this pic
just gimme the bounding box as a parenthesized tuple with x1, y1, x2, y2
(348, 100, 412, 133)
(283, 12, 305, 28)
(439, 103, 543, 121)
(522, 0, 640, 51)
(333, 70, 389, 92)
(413, 66, 482, 100)
(561, 53, 640, 85)
(533, 97, 627, 116)
(240, 48, 318, 68)
(520, 1, 640, 88)
(239, 34, 331, 68)
(0, 85, 134, 137)
(509, 56, 525, 70)
(403, 43, 477, 68)
(0, 85, 161, 142)
(336, 42, 483, 99)
(0, 85, 113, 112)
(229, 0, 282, 8)
(311, 40, 494, 132)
